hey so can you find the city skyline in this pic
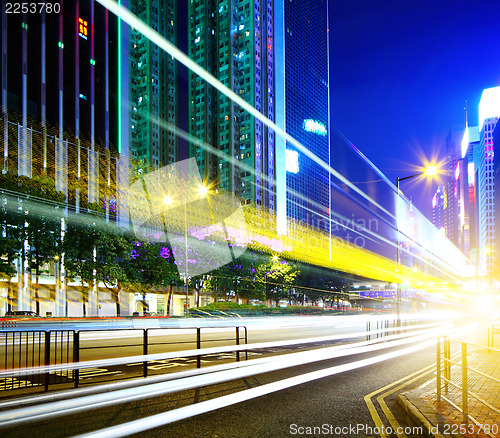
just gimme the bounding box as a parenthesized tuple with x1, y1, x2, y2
(330, 0, 500, 216)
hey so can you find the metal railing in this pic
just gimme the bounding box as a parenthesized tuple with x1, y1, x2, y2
(0, 330, 75, 391)
(487, 322, 500, 349)
(436, 336, 500, 436)
(0, 326, 247, 392)
(365, 318, 417, 340)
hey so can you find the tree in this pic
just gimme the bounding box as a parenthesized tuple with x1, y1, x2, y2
(27, 212, 61, 315)
(124, 238, 181, 314)
(62, 213, 132, 316)
(296, 264, 352, 308)
(255, 258, 300, 307)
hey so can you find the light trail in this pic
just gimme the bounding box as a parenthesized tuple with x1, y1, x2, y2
(93, 0, 472, 287)
(68, 324, 477, 438)
(0, 322, 432, 411)
(0, 320, 450, 379)
(95, 0, 394, 224)
(149, 118, 467, 285)
(0, 322, 464, 428)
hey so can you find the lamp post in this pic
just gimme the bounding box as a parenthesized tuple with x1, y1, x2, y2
(395, 165, 437, 323)
(163, 185, 208, 318)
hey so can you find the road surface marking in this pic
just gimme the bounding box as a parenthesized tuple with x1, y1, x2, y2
(364, 361, 436, 438)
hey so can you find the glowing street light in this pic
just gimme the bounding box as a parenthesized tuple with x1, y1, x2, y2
(183, 184, 209, 317)
(396, 165, 438, 323)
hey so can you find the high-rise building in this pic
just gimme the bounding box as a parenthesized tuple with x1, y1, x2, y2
(460, 125, 479, 260)
(187, 0, 276, 212)
(1, 1, 120, 209)
(187, 0, 331, 237)
(474, 86, 500, 276)
(432, 186, 446, 232)
(127, 0, 178, 176)
(275, 0, 331, 236)
(444, 126, 463, 247)
(493, 121, 500, 277)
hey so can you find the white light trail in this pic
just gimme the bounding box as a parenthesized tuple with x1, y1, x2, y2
(0, 321, 449, 379)
(72, 324, 477, 438)
(95, 0, 395, 221)
(0, 323, 466, 429)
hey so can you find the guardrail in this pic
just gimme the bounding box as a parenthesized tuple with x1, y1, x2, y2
(487, 322, 500, 349)
(366, 319, 417, 340)
(436, 336, 500, 436)
(0, 326, 247, 393)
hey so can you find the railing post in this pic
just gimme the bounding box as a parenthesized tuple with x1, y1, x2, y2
(244, 326, 248, 361)
(196, 327, 201, 368)
(436, 337, 441, 402)
(461, 342, 468, 423)
(73, 331, 80, 388)
(143, 329, 148, 378)
(44, 331, 51, 392)
(235, 327, 240, 362)
(444, 337, 449, 393)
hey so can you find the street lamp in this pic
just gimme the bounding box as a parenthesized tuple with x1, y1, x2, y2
(395, 165, 438, 323)
(164, 185, 208, 318)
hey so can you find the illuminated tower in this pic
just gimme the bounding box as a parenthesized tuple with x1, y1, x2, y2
(127, 0, 178, 177)
(432, 186, 446, 233)
(275, 0, 331, 236)
(0, 1, 120, 206)
(475, 86, 500, 276)
(187, 0, 276, 213)
(460, 125, 479, 260)
(444, 126, 463, 247)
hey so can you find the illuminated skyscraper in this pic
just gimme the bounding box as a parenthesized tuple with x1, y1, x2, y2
(188, 0, 276, 213)
(127, 0, 178, 176)
(444, 126, 463, 247)
(474, 86, 500, 276)
(432, 186, 446, 233)
(460, 125, 479, 260)
(275, 0, 331, 236)
(1, 0, 119, 208)
(187, 0, 331, 237)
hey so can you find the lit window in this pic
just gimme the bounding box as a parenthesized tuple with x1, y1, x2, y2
(78, 17, 88, 40)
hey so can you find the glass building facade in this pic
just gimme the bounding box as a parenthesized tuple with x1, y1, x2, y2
(276, 0, 331, 237)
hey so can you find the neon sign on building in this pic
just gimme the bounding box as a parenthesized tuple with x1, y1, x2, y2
(303, 119, 327, 136)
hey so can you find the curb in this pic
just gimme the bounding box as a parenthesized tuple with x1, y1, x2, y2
(397, 390, 465, 438)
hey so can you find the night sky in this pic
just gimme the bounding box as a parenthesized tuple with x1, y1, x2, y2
(329, 0, 500, 216)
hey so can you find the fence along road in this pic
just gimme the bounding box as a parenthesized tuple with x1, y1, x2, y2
(0, 321, 476, 437)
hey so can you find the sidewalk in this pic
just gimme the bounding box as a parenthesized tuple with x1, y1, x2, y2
(398, 347, 500, 438)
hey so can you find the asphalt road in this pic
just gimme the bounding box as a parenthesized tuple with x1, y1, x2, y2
(0, 314, 470, 438)
(0, 343, 438, 438)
